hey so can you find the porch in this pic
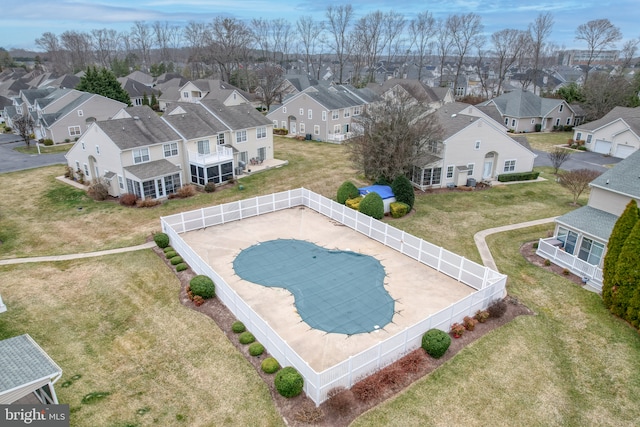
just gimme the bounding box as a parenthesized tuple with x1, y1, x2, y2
(536, 237, 603, 292)
(326, 132, 352, 143)
(188, 145, 234, 164)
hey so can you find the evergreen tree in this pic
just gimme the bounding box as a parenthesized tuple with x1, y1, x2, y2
(602, 200, 639, 308)
(391, 175, 415, 210)
(611, 220, 640, 321)
(77, 66, 131, 106)
(150, 93, 158, 111)
(142, 92, 149, 106)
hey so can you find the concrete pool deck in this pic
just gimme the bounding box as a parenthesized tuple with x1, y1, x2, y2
(181, 206, 474, 372)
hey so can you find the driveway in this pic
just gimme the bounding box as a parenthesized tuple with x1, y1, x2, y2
(533, 148, 622, 173)
(0, 134, 67, 173)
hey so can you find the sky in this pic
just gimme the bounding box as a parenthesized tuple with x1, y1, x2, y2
(1, 0, 638, 52)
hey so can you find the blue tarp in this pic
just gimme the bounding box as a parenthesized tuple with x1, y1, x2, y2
(358, 185, 395, 200)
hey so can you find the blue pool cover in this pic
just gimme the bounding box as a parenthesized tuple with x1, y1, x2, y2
(358, 185, 395, 199)
(233, 239, 395, 335)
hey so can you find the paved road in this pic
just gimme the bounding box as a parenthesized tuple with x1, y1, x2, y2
(0, 134, 67, 173)
(533, 148, 622, 173)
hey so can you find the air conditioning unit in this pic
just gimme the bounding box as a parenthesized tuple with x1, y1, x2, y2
(235, 166, 244, 176)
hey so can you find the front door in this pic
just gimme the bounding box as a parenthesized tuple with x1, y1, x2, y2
(483, 160, 493, 179)
(291, 123, 296, 134)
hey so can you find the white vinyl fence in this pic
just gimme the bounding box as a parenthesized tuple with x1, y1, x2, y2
(536, 238, 603, 291)
(161, 188, 507, 405)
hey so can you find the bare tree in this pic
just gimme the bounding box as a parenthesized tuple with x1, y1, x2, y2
(382, 11, 406, 65)
(619, 38, 639, 72)
(296, 16, 325, 78)
(352, 11, 385, 84)
(92, 28, 120, 69)
(348, 92, 444, 181)
(256, 64, 285, 110)
(408, 11, 436, 81)
(447, 13, 484, 97)
(491, 29, 528, 96)
(529, 12, 554, 94)
(435, 18, 452, 87)
(326, 4, 354, 83)
(575, 18, 622, 84)
(12, 114, 35, 148)
(35, 32, 67, 74)
(130, 21, 153, 70)
(548, 147, 572, 174)
(61, 30, 94, 72)
(184, 21, 209, 78)
(153, 21, 181, 64)
(559, 169, 602, 205)
(582, 72, 635, 120)
(207, 17, 253, 83)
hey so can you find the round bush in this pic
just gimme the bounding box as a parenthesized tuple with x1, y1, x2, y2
(165, 250, 177, 259)
(163, 246, 174, 253)
(249, 342, 265, 356)
(154, 232, 170, 248)
(238, 331, 255, 344)
(337, 181, 360, 204)
(261, 357, 280, 374)
(204, 182, 216, 193)
(391, 175, 415, 210)
(421, 328, 451, 359)
(175, 263, 188, 272)
(231, 321, 246, 333)
(274, 367, 304, 398)
(170, 256, 183, 265)
(189, 275, 215, 299)
(359, 192, 384, 220)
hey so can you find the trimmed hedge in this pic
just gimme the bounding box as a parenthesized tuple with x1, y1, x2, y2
(391, 175, 414, 210)
(239, 331, 255, 344)
(170, 256, 183, 265)
(231, 321, 246, 333)
(337, 181, 360, 204)
(345, 196, 363, 210)
(165, 251, 177, 259)
(421, 329, 451, 359)
(249, 342, 265, 356)
(153, 232, 170, 248)
(274, 367, 304, 398)
(497, 171, 540, 182)
(389, 201, 410, 218)
(359, 192, 384, 220)
(175, 263, 188, 272)
(189, 275, 215, 299)
(261, 357, 280, 374)
(163, 246, 174, 253)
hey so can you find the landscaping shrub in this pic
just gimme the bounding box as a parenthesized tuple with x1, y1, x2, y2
(119, 193, 138, 206)
(391, 175, 414, 210)
(293, 402, 324, 423)
(450, 322, 465, 338)
(389, 201, 410, 218)
(87, 179, 110, 201)
(4, 127, 11, 132)
(189, 275, 215, 299)
(248, 342, 265, 356)
(204, 182, 216, 193)
(337, 181, 359, 204)
(154, 233, 170, 249)
(261, 357, 280, 374)
(497, 171, 540, 182)
(534, 123, 542, 132)
(421, 329, 451, 358)
(175, 263, 188, 272)
(170, 256, 183, 265)
(398, 351, 426, 373)
(43, 138, 54, 146)
(352, 375, 383, 402)
(137, 198, 161, 208)
(163, 246, 174, 253)
(345, 196, 363, 210)
(238, 331, 255, 344)
(325, 387, 355, 416)
(474, 309, 490, 323)
(231, 321, 246, 333)
(274, 367, 304, 398)
(463, 315, 478, 331)
(359, 192, 384, 220)
(176, 184, 196, 198)
(487, 299, 507, 318)
(164, 250, 177, 259)
(544, 258, 551, 266)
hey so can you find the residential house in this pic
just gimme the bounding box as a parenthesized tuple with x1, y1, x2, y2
(118, 77, 160, 107)
(411, 102, 537, 190)
(479, 88, 576, 133)
(536, 149, 640, 290)
(369, 78, 454, 109)
(158, 79, 251, 111)
(572, 106, 640, 159)
(266, 84, 377, 142)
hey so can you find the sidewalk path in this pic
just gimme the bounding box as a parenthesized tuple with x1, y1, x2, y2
(474, 217, 558, 271)
(0, 242, 156, 266)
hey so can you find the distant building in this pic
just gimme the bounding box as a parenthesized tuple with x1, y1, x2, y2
(559, 50, 619, 66)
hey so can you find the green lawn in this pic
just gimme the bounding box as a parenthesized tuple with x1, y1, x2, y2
(14, 143, 73, 154)
(1, 137, 639, 426)
(525, 131, 574, 152)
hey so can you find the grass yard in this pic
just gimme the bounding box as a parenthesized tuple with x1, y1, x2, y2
(14, 143, 73, 154)
(525, 131, 574, 152)
(1, 136, 639, 426)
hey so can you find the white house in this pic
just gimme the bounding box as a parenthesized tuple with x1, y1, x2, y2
(572, 106, 640, 159)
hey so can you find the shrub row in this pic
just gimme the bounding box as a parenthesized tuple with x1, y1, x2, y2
(497, 171, 540, 182)
(389, 201, 410, 218)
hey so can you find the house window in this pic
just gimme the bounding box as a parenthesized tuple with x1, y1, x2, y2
(456, 86, 465, 96)
(75, 161, 80, 171)
(77, 110, 83, 117)
(233, 93, 237, 100)
(504, 118, 509, 125)
(314, 125, 320, 135)
(183, 91, 189, 98)
(576, 132, 582, 141)
(164, 173, 181, 195)
(133, 148, 150, 164)
(446, 165, 454, 179)
(239, 151, 248, 164)
(96, 145, 100, 155)
(163, 142, 178, 157)
(273, 120, 278, 127)
(299, 123, 305, 134)
(134, 98, 143, 106)
(511, 119, 516, 127)
(299, 108, 304, 116)
(566, 117, 571, 125)
(332, 111, 339, 120)
(256, 127, 266, 139)
(83, 163, 89, 178)
(236, 130, 247, 143)
(557, 227, 578, 254)
(578, 238, 605, 266)
(414, 167, 442, 186)
(81, 142, 85, 150)
(555, 118, 560, 126)
(118, 175, 124, 190)
(282, 106, 287, 113)
(467, 163, 474, 176)
(334, 124, 341, 134)
(307, 109, 312, 119)
(69, 125, 81, 136)
(343, 109, 350, 118)
(531, 119, 535, 124)
(474, 140, 481, 150)
(586, 134, 592, 144)
(353, 106, 361, 116)
(559, 104, 563, 112)
(322, 111, 327, 121)
(217, 133, 226, 145)
(504, 159, 516, 172)
(197, 140, 210, 155)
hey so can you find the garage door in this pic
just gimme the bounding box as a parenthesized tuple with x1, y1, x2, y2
(614, 144, 635, 159)
(593, 139, 612, 154)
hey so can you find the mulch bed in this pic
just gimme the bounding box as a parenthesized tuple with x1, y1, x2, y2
(152, 241, 536, 426)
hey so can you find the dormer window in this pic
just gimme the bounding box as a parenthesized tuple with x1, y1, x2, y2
(77, 110, 83, 117)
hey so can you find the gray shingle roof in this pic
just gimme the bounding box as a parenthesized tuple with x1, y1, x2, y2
(590, 148, 640, 198)
(124, 159, 181, 180)
(40, 93, 94, 127)
(482, 89, 565, 118)
(200, 99, 272, 129)
(556, 206, 619, 241)
(162, 102, 229, 139)
(436, 102, 481, 139)
(297, 85, 370, 110)
(0, 334, 62, 395)
(575, 106, 640, 135)
(97, 105, 180, 150)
